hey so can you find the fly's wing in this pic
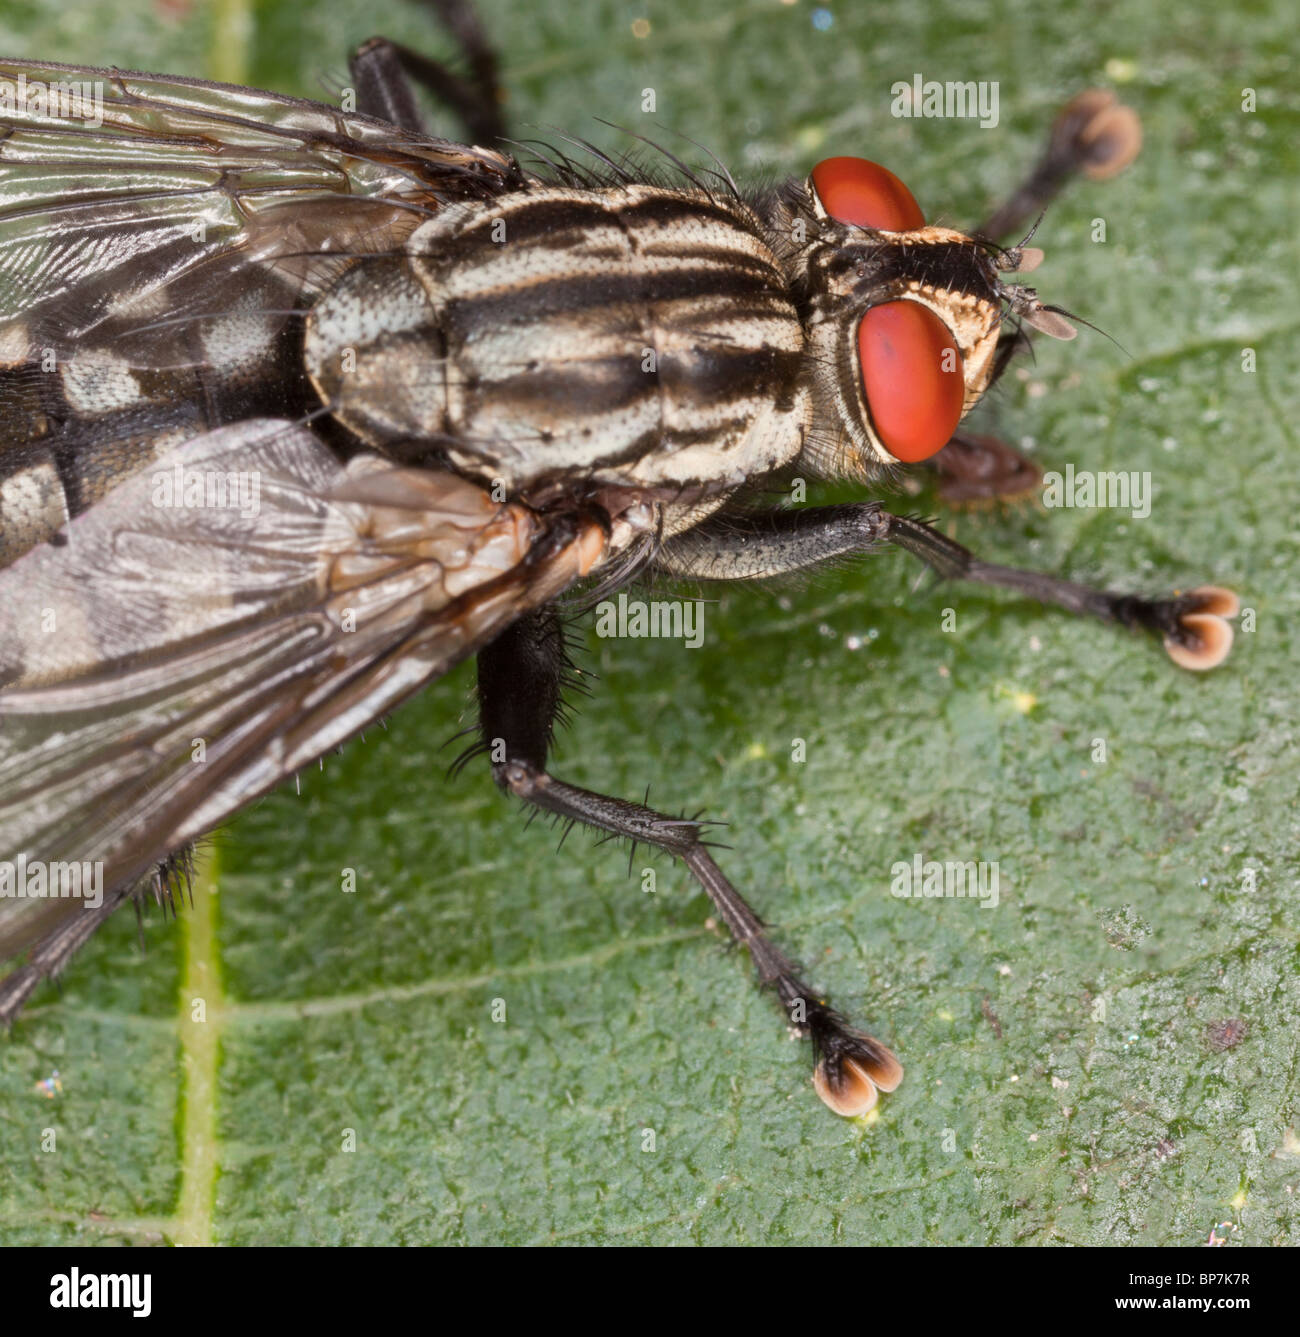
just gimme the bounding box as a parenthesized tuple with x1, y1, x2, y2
(0, 58, 520, 370)
(0, 65, 555, 1017)
(0, 60, 528, 569)
(0, 419, 604, 1018)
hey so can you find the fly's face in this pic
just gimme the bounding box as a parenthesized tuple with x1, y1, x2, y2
(787, 156, 1071, 479)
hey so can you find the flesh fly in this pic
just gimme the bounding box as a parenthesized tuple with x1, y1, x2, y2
(0, 2, 1237, 1118)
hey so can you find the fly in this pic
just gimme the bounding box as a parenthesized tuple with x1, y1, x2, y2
(0, 0, 1238, 1118)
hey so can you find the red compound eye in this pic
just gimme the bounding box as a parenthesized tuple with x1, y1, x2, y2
(810, 157, 925, 230)
(858, 301, 965, 462)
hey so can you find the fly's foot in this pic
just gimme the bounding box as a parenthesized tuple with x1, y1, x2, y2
(800, 998, 904, 1118)
(976, 88, 1142, 239)
(1107, 583, 1239, 671)
(1161, 585, 1240, 671)
(1054, 88, 1143, 182)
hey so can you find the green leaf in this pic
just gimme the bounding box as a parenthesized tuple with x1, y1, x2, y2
(0, 0, 1295, 1246)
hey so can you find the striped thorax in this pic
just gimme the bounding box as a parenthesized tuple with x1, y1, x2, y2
(306, 184, 810, 519)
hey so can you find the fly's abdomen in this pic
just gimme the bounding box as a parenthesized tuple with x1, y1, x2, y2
(0, 267, 317, 566)
(305, 185, 810, 497)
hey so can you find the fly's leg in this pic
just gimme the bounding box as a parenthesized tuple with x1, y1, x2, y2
(928, 428, 1043, 506)
(976, 88, 1142, 242)
(473, 607, 903, 1117)
(349, 39, 427, 132)
(350, 0, 505, 143)
(929, 90, 1143, 503)
(655, 505, 1239, 670)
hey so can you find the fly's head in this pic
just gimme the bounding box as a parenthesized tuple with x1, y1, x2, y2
(782, 156, 1077, 480)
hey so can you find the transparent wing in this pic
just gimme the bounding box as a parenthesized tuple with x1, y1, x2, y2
(0, 58, 520, 369)
(0, 418, 601, 976)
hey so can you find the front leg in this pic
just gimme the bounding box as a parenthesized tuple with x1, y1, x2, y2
(654, 505, 1238, 670)
(927, 89, 1143, 502)
(474, 607, 903, 1117)
(976, 88, 1143, 243)
(926, 429, 1042, 506)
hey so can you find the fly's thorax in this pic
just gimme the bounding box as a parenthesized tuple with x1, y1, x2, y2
(790, 219, 1003, 477)
(304, 184, 810, 499)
